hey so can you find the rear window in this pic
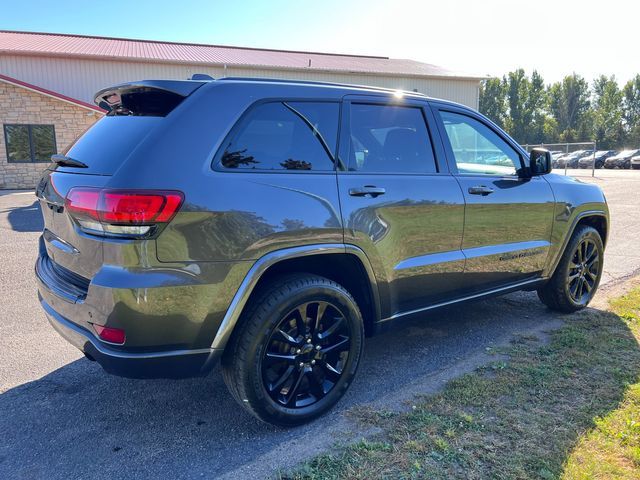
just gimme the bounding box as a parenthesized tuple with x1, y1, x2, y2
(56, 116, 161, 175)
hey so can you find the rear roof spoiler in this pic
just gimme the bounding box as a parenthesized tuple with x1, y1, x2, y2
(94, 80, 208, 113)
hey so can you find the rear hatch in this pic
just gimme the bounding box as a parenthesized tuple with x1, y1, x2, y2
(36, 80, 205, 281)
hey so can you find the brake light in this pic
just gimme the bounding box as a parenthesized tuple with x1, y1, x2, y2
(65, 188, 183, 237)
(92, 324, 126, 344)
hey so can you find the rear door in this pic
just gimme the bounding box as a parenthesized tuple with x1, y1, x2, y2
(336, 95, 465, 317)
(430, 103, 555, 290)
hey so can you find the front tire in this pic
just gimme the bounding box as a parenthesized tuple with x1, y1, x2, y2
(222, 274, 364, 426)
(537, 225, 603, 313)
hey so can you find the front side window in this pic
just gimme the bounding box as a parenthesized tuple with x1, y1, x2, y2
(439, 111, 522, 176)
(348, 104, 437, 174)
(219, 101, 339, 171)
(4, 124, 56, 163)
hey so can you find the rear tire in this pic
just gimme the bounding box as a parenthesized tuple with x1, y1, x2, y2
(537, 225, 603, 313)
(222, 274, 364, 426)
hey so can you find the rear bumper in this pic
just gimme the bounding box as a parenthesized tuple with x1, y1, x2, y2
(39, 294, 222, 378)
(33, 230, 250, 377)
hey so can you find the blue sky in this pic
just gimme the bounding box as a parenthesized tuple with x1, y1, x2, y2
(1, 0, 638, 84)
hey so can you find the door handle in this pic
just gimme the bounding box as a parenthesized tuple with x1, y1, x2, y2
(348, 186, 386, 198)
(468, 185, 494, 196)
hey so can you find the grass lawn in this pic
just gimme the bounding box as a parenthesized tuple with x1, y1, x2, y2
(282, 285, 640, 479)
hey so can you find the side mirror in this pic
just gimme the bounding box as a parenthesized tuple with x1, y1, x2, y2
(529, 148, 552, 176)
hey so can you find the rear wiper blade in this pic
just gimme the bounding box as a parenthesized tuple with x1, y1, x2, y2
(51, 154, 88, 168)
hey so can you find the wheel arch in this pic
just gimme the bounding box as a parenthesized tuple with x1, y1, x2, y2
(209, 244, 381, 353)
(545, 210, 608, 278)
(576, 214, 608, 248)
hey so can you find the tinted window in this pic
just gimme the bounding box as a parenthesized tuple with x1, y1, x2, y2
(439, 111, 521, 176)
(220, 102, 339, 171)
(104, 89, 184, 116)
(63, 116, 162, 175)
(4, 124, 56, 162)
(348, 104, 436, 174)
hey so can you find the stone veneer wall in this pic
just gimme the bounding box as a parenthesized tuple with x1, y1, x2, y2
(0, 81, 103, 189)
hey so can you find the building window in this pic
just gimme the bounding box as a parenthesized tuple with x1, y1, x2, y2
(4, 124, 57, 163)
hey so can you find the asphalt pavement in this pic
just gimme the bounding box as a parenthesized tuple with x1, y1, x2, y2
(0, 170, 638, 479)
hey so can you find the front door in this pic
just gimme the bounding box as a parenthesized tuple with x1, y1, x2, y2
(431, 104, 555, 290)
(337, 96, 466, 317)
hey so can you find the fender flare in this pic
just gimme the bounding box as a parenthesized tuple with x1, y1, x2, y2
(544, 209, 608, 278)
(208, 243, 380, 352)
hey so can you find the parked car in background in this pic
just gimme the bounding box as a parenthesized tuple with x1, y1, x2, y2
(556, 150, 594, 168)
(34, 77, 609, 426)
(631, 155, 640, 170)
(578, 150, 617, 169)
(551, 152, 568, 168)
(552, 152, 570, 168)
(604, 149, 640, 169)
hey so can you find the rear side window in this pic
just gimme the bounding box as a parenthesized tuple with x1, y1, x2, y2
(218, 102, 339, 171)
(348, 104, 437, 174)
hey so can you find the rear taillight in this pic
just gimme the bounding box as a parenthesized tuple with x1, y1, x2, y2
(65, 188, 183, 238)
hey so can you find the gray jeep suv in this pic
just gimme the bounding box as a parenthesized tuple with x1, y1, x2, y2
(35, 77, 609, 426)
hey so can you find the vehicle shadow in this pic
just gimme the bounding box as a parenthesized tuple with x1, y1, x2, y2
(3, 200, 43, 232)
(0, 292, 636, 479)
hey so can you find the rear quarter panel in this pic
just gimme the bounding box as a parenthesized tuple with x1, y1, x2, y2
(103, 82, 346, 263)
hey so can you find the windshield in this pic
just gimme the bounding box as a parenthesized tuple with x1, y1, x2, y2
(616, 150, 635, 157)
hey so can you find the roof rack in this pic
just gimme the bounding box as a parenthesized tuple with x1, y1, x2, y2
(217, 76, 428, 97)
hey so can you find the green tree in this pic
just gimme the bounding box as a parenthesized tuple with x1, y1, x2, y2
(548, 74, 592, 142)
(500, 69, 548, 144)
(591, 75, 624, 149)
(527, 70, 548, 144)
(504, 69, 529, 142)
(622, 75, 640, 146)
(479, 77, 506, 128)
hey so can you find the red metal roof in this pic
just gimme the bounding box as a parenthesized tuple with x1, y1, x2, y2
(0, 30, 483, 80)
(0, 73, 105, 112)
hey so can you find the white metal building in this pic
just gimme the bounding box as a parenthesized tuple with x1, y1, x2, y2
(0, 30, 484, 188)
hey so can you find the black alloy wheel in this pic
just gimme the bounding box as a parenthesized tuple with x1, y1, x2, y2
(261, 300, 351, 408)
(222, 274, 364, 426)
(566, 238, 600, 305)
(537, 225, 604, 313)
